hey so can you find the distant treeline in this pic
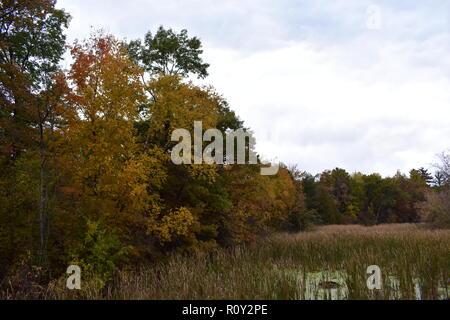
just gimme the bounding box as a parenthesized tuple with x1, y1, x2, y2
(0, 1, 448, 282)
(298, 167, 447, 227)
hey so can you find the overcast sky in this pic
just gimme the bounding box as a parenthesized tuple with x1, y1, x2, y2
(57, 0, 450, 176)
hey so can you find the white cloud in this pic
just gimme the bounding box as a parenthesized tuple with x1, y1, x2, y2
(57, 0, 450, 176)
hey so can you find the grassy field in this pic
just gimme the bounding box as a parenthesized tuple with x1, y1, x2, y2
(1, 224, 446, 300)
(39, 223, 449, 300)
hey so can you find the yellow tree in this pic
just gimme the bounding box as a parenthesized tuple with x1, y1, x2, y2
(64, 34, 151, 218)
(58, 34, 205, 268)
(138, 75, 226, 250)
(221, 165, 297, 243)
(56, 34, 172, 269)
(141, 75, 220, 150)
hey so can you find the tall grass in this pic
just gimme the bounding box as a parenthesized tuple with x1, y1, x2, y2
(5, 224, 450, 300)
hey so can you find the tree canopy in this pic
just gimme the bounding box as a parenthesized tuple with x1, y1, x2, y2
(0, 2, 448, 285)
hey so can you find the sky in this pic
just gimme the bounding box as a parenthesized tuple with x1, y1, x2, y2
(57, 0, 450, 176)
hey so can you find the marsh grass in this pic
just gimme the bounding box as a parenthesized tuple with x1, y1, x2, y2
(12, 224, 450, 300)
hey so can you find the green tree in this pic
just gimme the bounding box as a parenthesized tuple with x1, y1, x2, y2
(128, 26, 210, 79)
(411, 168, 433, 186)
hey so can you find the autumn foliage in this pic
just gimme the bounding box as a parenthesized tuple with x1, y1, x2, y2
(0, 1, 302, 279)
(0, 1, 447, 285)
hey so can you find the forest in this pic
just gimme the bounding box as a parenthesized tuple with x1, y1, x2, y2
(0, 0, 449, 297)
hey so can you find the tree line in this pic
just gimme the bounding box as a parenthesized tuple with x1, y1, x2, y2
(0, 1, 448, 282)
(298, 166, 448, 228)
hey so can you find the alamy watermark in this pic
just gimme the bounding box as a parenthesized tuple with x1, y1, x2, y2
(367, 265, 382, 290)
(66, 265, 81, 290)
(170, 121, 279, 176)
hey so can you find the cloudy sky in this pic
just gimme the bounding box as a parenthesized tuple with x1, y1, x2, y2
(57, 0, 450, 176)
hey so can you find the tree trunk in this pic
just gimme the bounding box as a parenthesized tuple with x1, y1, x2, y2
(38, 122, 47, 266)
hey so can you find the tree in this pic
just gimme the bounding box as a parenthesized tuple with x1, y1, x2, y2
(220, 164, 297, 244)
(0, 0, 70, 266)
(412, 168, 433, 186)
(139, 75, 249, 250)
(330, 168, 352, 213)
(302, 173, 319, 211)
(59, 33, 173, 270)
(285, 165, 310, 231)
(314, 171, 341, 224)
(128, 26, 210, 80)
(433, 171, 446, 188)
(418, 190, 450, 229)
(0, 0, 69, 160)
(434, 151, 450, 188)
(137, 75, 221, 151)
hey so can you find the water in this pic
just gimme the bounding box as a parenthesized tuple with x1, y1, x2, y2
(284, 269, 449, 300)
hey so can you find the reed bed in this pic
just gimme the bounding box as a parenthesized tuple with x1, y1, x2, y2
(9, 224, 450, 300)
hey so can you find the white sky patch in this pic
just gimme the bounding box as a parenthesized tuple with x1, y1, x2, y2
(57, 0, 450, 176)
(201, 38, 450, 175)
